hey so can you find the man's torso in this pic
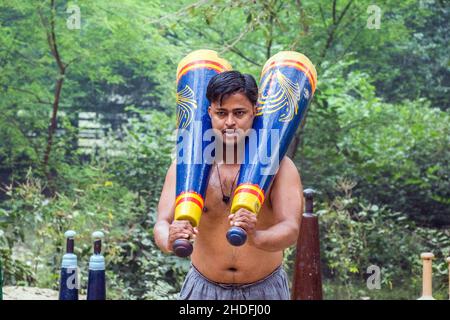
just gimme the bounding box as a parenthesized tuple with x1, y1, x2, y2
(191, 164, 283, 284)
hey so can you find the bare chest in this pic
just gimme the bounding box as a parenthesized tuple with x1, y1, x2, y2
(200, 168, 274, 228)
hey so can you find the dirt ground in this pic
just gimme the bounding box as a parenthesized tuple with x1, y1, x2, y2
(2, 286, 86, 300)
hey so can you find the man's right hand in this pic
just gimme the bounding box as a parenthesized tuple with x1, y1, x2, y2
(168, 220, 198, 252)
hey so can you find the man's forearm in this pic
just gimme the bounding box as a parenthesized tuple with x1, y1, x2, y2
(251, 221, 299, 252)
(154, 221, 172, 253)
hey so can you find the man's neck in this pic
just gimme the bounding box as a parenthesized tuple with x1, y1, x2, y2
(216, 143, 244, 165)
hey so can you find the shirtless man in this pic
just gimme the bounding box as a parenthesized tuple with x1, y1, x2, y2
(154, 70, 303, 300)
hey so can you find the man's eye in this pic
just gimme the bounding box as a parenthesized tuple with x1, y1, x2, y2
(217, 112, 225, 116)
(235, 111, 245, 116)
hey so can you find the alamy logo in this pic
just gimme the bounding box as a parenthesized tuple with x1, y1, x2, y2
(366, 265, 381, 290)
(174, 121, 281, 175)
(66, 5, 81, 30)
(367, 5, 382, 30)
(65, 267, 80, 289)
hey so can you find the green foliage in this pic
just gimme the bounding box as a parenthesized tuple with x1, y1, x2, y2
(97, 108, 174, 209)
(298, 59, 450, 226)
(0, 248, 35, 286)
(0, 0, 448, 300)
(0, 0, 181, 185)
(285, 182, 450, 300)
(0, 165, 187, 299)
(0, 110, 188, 299)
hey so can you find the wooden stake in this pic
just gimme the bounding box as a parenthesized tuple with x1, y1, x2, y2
(292, 188, 323, 300)
(418, 252, 435, 300)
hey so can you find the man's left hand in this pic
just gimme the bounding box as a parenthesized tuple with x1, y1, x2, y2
(228, 208, 259, 246)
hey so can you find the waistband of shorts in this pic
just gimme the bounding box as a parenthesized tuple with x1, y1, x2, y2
(190, 263, 284, 289)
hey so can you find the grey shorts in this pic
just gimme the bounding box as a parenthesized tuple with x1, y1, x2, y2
(178, 264, 290, 300)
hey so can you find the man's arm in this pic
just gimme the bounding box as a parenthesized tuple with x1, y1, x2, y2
(229, 157, 303, 252)
(153, 161, 195, 253)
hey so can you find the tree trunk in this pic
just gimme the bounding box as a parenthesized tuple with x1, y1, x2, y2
(40, 0, 67, 184)
(42, 73, 65, 178)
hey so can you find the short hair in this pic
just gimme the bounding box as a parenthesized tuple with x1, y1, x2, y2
(206, 70, 258, 106)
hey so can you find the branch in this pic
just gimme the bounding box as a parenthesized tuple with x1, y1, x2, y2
(37, 1, 66, 73)
(40, 0, 67, 183)
(220, 16, 258, 55)
(219, 5, 270, 55)
(9, 87, 52, 105)
(49, 0, 65, 73)
(318, 4, 328, 29)
(332, 0, 337, 24)
(289, 0, 310, 51)
(263, 0, 281, 59)
(229, 47, 262, 67)
(177, 21, 263, 67)
(329, 4, 364, 64)
(145, 0, 210, 25)
(336, 25, 364, 61)
(337, 0, 354, 26)
(37, 7, 55, 58)
(319, 0, 354, 62)
(337, 6, 366, 32)
(296, 0, 309, 35)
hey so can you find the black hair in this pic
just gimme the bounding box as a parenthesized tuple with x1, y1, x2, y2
(206, 70, 258, 106)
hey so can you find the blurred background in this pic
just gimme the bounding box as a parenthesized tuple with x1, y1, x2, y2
(0, 0, 448, 299)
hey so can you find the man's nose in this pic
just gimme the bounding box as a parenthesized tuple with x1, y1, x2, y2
(225, 114, 236, 127)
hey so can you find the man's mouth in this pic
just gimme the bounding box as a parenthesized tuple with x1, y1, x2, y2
(222, 129, 239, 138)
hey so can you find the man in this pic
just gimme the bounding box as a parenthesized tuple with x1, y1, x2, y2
(154, 71, 303, 300)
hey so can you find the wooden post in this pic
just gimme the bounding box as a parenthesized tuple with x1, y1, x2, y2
(418, 252, 435, 300)
(292, 188, 323, 300)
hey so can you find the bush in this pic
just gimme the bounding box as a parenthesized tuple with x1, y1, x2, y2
(0, 109, 189, 299)
(298, 60, 450, 227)
(287, 181, 450, 300)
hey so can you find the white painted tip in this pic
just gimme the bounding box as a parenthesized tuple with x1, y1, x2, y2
(92, 231, 104, 239)
(64, 230, 76, 238)
(420, 252, 434, 259)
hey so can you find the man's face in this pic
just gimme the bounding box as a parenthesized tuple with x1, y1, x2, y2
(208, 92, 256, 146)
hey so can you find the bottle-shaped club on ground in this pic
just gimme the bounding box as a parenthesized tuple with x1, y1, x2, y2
(292, 189, 323, 300)
(87, 231, 106, 300)
(59, 230, 79, 300)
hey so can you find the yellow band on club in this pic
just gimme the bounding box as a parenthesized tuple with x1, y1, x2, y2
(175, 200, 202, 227)
(175, 192, 204, 207)
(234, 184, 265, 204)
(231, 192, 261, 215)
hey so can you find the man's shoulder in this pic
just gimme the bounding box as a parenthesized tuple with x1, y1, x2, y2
(169, 160, 176, 171)
(278, 156, 299, 175)
(164, 160, 177, 181)
(267, 156, 301, 204)
(270, 156, 300, 189)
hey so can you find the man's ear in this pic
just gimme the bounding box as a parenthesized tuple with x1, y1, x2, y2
(208, 106, 212, 118)
(252, 104, 257, 115)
